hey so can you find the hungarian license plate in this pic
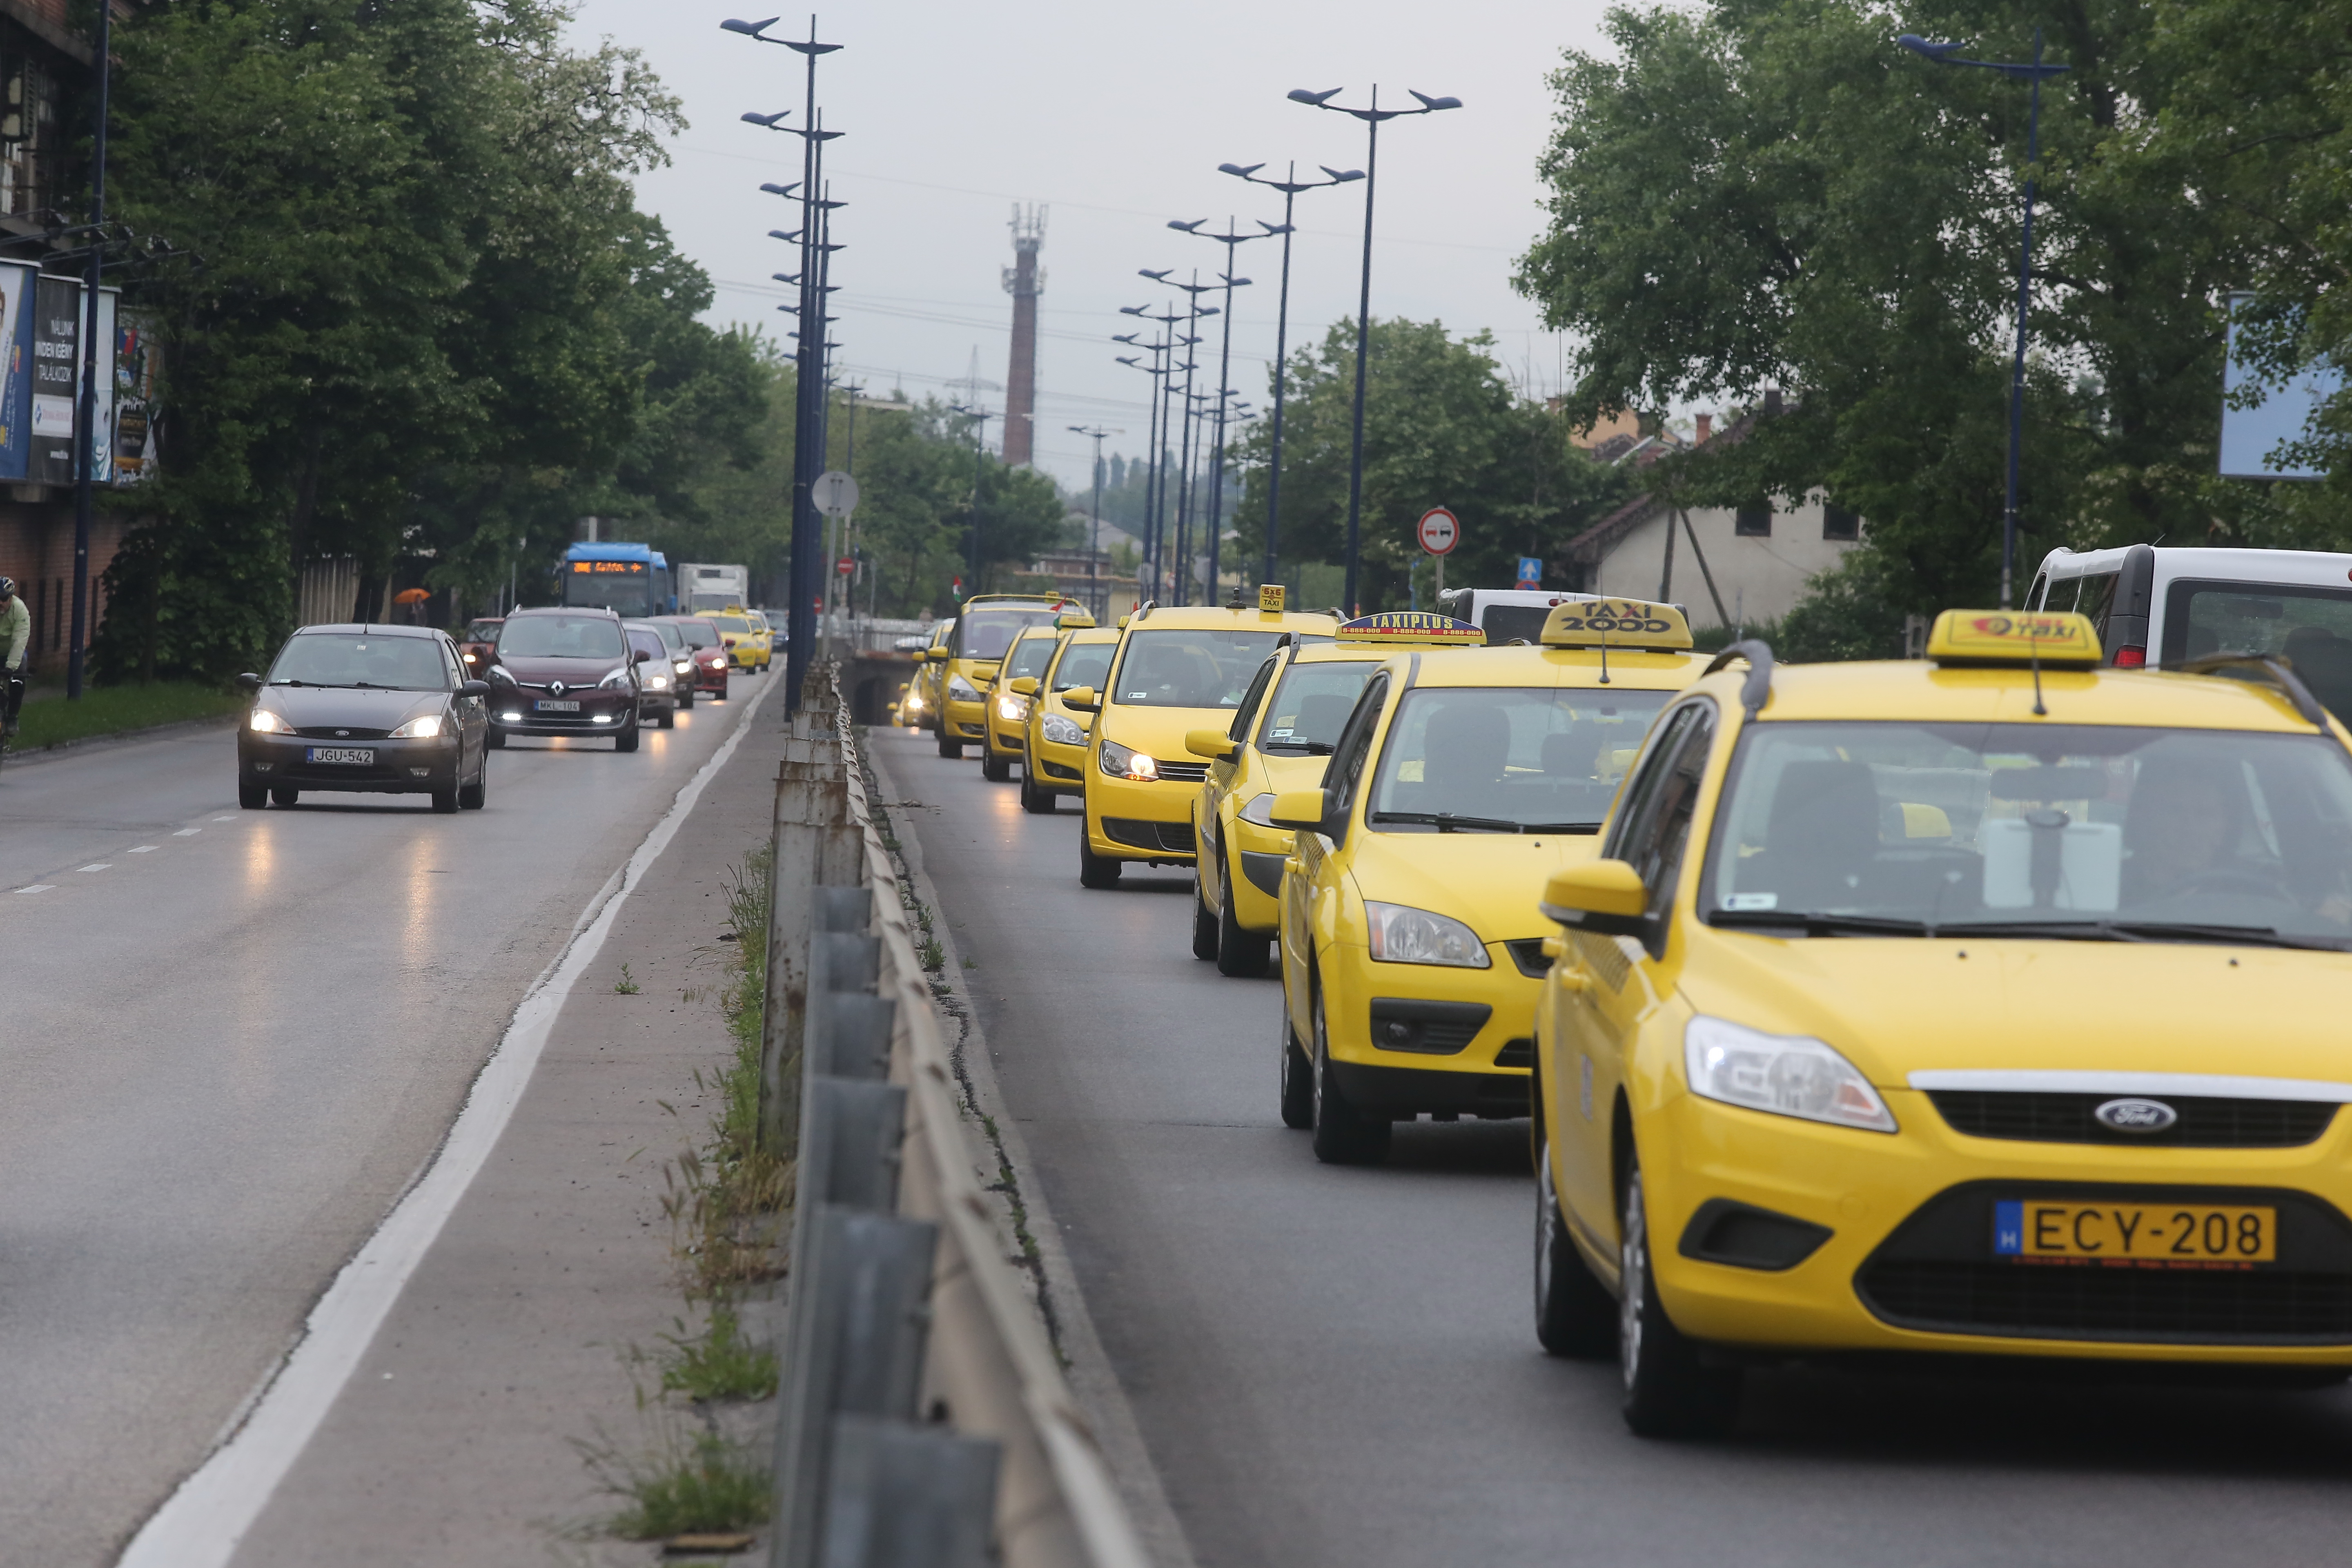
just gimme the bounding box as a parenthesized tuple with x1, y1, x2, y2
(535, 699, 581, 713)
(1994, 1200, 2275, 1263)
(305, 746, 374, 765)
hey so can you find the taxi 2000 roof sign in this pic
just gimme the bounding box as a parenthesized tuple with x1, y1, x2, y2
(1539, 598, 1693, 651)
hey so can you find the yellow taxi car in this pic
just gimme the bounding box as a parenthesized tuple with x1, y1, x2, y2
(905, 618, 954, 732)
(1186, 613, 1479, 976)
(1530, 610, 2352, 1437)
(980, 618, 1089, 782)
(1064, 592, 1342, 887)
(931, 593, 1075, 759)
(1269, 599, 1711, 1164)
(698, 608, 771, 673)
(1018, 625, 1118, 815)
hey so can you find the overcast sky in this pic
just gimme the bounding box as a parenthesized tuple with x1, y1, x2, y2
(566, 0, 1621, 493)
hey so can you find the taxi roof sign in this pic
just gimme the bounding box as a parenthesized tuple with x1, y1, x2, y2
(1336, 610, 1484, 646)
(1055, 609, 1097, 629)
(1539, 598, 1693, 651)
(1926, 610, 2103, 668)
(1258, 584, 1286, 614)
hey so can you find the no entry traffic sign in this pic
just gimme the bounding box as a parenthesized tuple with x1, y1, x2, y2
(1417, 506, 1459, 555)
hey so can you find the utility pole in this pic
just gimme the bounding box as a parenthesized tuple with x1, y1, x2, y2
(1069, 425, 1118, 619)
(66, 0, 113, 700)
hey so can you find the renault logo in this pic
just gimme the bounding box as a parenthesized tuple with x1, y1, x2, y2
(549, 681, 566, 697)
(2093, 1097, 2178, 1133)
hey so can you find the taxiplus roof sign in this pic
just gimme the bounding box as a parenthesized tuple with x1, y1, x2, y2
(1336, 611, 1484, 646)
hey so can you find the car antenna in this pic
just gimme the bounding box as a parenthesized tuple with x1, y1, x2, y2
(1597, 623, 1611, 685)
(2029, 622, 2047, 716)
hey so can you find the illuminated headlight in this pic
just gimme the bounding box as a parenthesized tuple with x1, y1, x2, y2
(646, 675, 670, 690)
(591, 713, 615, 724)
(1040, 713, 1085, 746)
(1237, 792, 1278, 827)
(1683, 1016, 1897, 1134)
(996, 693, 1030, 722)
(390, 714, 443, 739)
(674, 659, 692, 674)
(1365, 901, 1491, 967)
(461, 652, 477, 664)
(599, 666, 633, 690)
(1098, 739, 1156, 781)
(947, 674, 983, 702)
(248, 708, 293, 734)
(905, 693, 925, 712)
(500, 710, 523, 722)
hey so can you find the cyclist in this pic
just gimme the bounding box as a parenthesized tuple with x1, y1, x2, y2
(0, 575, 24, 738)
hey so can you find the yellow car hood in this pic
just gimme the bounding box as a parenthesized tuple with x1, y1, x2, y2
(1343, 829, 1605, 943)
(1678, 935, 2352, 1089)
(1097, 704, 1231, 762)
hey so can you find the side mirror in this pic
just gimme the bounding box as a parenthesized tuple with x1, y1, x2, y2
(1009, 677, 1038, 696)
(460, 679, 492, 699)
(925, 647, 949, 662)
(1269, 788, 1327, 832)
(634, 648, 653, 663)
(234, 672, 263, 693)
(1185, 728, 1239, 762)
(1539, 860, 1650, 938)
(1062, 685, 1100, 713)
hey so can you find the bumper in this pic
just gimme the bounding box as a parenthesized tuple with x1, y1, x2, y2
(1086, 771, 1197, 862)
(488, 691, 638, 736)
(1216, 815, 1290, 933)
(1319, 939, 1539, 1101)
(238, 732, 463, 793)
(985, 708, 1029, 759)
(942, 696, 987, 742)
(1027, 731, 1088, 793)
(637, 682, 680, 715)
(1638, 1088, 2352, 1364)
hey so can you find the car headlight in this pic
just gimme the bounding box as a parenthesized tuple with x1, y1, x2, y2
(906, 692, 926, 711)
(248, 708, 293, 734)
(1683, 1016, 1897, 1133)
(674, 659, 693, 675)
(599, 666, 633, 690)
(1041, 713, 1085, 746)
(947, 673, 982, 702)
(1364, 901, 1491, 967)
(646, 675, 670, 690)
(1237, 792, 1278, 827)
(488, 664, 515, 684)
(1099, 738, 1156, 780)
(390, 714, 443, 739)
(996, 693, 1031, 722)
(461, 651, 477, 664)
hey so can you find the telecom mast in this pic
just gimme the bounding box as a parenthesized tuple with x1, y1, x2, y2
(1002, 203, 1047, 466)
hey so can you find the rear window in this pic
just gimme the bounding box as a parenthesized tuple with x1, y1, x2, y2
(674, 621, 718, 649)
(704, 615, 749, 633)
(956, 608, 1060, 660)
(2165, 579, 2352, 724)
(1480, 604, 1554, 646)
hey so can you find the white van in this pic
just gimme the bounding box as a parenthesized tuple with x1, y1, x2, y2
(1436, 588, 1605, 645)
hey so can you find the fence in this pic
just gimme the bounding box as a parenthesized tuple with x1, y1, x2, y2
(761, 665, 1152, 1568)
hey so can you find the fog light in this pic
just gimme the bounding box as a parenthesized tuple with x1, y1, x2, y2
(410, 767, 430, 777)
(500, 711, 522, 722)
(253, 763, 273, 773)
(592, 713, 614, 724)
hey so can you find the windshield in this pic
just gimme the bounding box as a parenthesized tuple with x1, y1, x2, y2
(1258, 660, 1379, 753)
(1111, 628, 1287, 708)
(1003, 634, 1058, 682)
(499, 615, 625, 660)
(1703, 721, 2352, 944)
(269, 633, 448, 690)
(1367, 686, 1672, 831)
(1053, 640, 1113, 692)
(957, 608, 1060, 660)
(463, 619, 502, 644)
(673, 620, 718, 649)
(704, 615, 749, 634)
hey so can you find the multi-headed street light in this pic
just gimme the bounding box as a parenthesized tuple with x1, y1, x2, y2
(1140, 269, 1220, 604)
(949, 403, 998, 597)
(1290, 85, 1460, 613)
(1169, 217, 1281, 601)
(1068, 424, 1121, 618)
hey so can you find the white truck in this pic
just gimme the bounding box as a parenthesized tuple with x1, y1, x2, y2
(678, 562, 750, 613)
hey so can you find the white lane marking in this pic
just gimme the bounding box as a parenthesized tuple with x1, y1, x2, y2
(174, 829, 202, 837)
(128, 845, 158, 854)
(213, 815, 236, 822)
(118, 672, 777, 1568)
(15, 884, 53, 894)
(79, 863, 111, 873)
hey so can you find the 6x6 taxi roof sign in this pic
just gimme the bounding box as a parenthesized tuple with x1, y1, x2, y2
(1927, 610, 2103, 668)
(1539, 598, 1693, 650)
(1336, 611, 1484, 646)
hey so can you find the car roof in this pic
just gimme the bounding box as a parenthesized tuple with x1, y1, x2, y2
(1687, 657, 2328, 734)
(508, 605, 618, 618)
(1409, 643, 1708, 689)
(1062, 626, 1118, 644)
(1126, 606, 1341, 633)
(294, 622, 442, 639)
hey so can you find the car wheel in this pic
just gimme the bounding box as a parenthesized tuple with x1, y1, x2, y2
(937, 730, 963, 760)
(1310, 978, 1390, 1165)
(1278, 1007, 1313, 1130)
(1078, 828, 1122, 889)
(615, 719, 641, 753)
(1019, 760, 1054, 814)
(459, 755, 487, 811)
(1619, 1161, 1742, 1438)
(657, 706, 675, 729)
(270, 787, 300, 808)
(430, 784, 459, 813)
(239, 782, 268, 810)
(1535, 1141, 1615, 1357)
(980, 748, 1010, 782)
(486, 727, 506, 750)
(717, 677, 730, 701)
(1191, 875, 1219, 960)
(677, 689, 693, 710)
(1216, 857, 1272, 977)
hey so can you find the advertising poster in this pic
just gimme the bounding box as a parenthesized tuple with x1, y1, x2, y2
(0, 260, 38, 480)
(113, 304, 158, 483)
(89, 286, 116, 484)
(31, 274, 78, 486)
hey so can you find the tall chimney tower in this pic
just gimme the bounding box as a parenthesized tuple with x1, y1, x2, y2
(1002, 203, 1046, 467)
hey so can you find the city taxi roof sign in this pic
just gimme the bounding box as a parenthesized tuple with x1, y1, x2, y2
(1926, 610, 2103, 668)
(1336, 610, 1484, 646)
(1539, 598, 1693, 651)
(1056, 609, 1097, 629)
(1258, 583, 1287, 614)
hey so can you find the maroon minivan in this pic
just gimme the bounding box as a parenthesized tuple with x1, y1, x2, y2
(485, 607, 644, 751)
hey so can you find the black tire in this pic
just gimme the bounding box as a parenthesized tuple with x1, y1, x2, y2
(1310, 980, 1390, 1165)
(459, 755, 487, 811)
(239, 782, 268, 810)
(657, 706, 675, 729)
(270, 787, 300, 808)
(1078, 829, 1122, 889)
(1535, 1142, 1616, 1357)
(1216, 857, 1272, 977)
(1019, 759, 1054, 814)
(1278, 1007, 1313, 1129)
(938, 730, 963, 760)
(486, 726, 506, 750)
(677, 688, 693, 710)
(1191, 876, 1219, 960)
(1619, 1162, 1742, 1438)
(981, 747, 1011, 782)
(430, 785, 459, 813)
(717, 677, 730, 701)
(615, 719, 641, 753)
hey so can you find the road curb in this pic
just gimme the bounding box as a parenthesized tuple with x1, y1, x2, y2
(3, 708, 243, 768)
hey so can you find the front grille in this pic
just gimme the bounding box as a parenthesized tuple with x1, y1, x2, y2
(1493, 1038, 1535, 1069)
(1102, 818, 1195, 854)
(1929, 1091, 2338, 1149)
(293, 726, 391, 739)
(1153, 760, 1209, 783)
(1504, 939, 1552, 978)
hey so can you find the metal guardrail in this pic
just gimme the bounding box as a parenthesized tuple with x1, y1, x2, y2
(762, 668, 1152, 1568)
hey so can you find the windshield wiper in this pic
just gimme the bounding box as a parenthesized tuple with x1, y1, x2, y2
(1942, 918, 2349, 951)
(1518, 821, 1604, 835)
(1708, 910, 1941, 937)
(1370, 810, 1535, 834)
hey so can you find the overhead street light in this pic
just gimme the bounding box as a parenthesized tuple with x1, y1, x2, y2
(1168, 216, 1282, 599)
(1069, 424, 1122, 618)
(1140, 270, 1223, 605)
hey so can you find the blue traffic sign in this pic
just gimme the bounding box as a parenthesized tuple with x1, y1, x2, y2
(1515, 557, 1542, 589)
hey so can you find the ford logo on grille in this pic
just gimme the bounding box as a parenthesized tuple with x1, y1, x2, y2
(549, 680, 566, 697)
(2094, 1097, 2178, 1133)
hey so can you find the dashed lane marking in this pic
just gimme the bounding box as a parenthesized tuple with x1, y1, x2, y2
(128, 846, 158, 853)
(174, 829, 201, 837)
(212, 815, 235, 822)
(15, 885, 53, 895)
(79, 863, 111, 873)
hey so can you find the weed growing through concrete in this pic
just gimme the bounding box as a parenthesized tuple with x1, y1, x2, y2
(579, 1411, 770, 1539)
(614, 963, 641, 995)
(657, 1301, 778, 1401)
(919, 935, 945, 972)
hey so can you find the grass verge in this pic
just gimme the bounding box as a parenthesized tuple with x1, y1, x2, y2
(658, 1301, 778, 1401)
(12, 681, 245, 751)
(581, 1415, 771, 1539)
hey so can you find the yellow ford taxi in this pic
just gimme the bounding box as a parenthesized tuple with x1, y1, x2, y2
(1065, 591, 1341, 887)
(1019, 625, 1117, 815)
(698, 608, 771, 673)
(1187, 613, 1478, 976)
(905, 618, 953, 731)
(1272, 599, 1711, 1163)
(980, 621, 1080, 783)
(932, 593, 1074, 759)
(1531, 610, 2352, 1437)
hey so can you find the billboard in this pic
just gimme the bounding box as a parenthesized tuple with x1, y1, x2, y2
(0, 259, 36, 480)
(31, 274, 78, 486)
(113, 308, 158, 482)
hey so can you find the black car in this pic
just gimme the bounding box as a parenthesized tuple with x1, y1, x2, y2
(236, 624, 492, 812)
(485, 606, 645, 751)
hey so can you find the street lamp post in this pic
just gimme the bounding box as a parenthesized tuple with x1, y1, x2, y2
(1170, 217, 1281, 599)
(64, 0, 111, 700)
(1069, 424, 1119, 619)
(1290, 86, 1460, 613)
(1898, 31, 2068, 611)
(1141, 269, 1218, 604)
(1118, 303, 1189, 597)
(949, 403, 996, 597)
(1217, 161, 1362, 589)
